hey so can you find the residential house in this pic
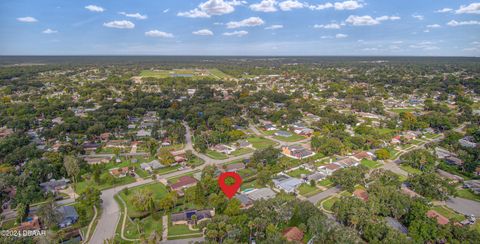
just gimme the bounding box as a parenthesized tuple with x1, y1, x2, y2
(335, 157, 360, 168)
(140, 160, 164, 172)
(444, 156, 464, 166)
(436, 169, 463, 183)
(476, 167, 480, 176)
(234, 194, 253, 209)
(264, 124, 277, 131)
(353, 189, 369, 202)
(237, 140, 252, 148)
(318, 163, 341, 175)
(136, 129, 152, 137)
(391, 135, 401, 144)
(463, 180, 480, 195)
(169, 176, 198, 196)
(385, 217, 408, 234)
(282, 227, 304, 243)
(58, 206, 79, 228)
(105, 140, 130, 149)
(282, 145, 315, 159)
(109, 167, 131, 178)
(220, 163, 246, 172)
(212, 144, 235, 155)
(427, 210, 449, 225)
(161, 138, 171, 146)
(273, 175, 303, 193)
(171, 209, 214, 225)
(459, 136, 477, 148)
(0, 127, 14, 138)
(83, 142, 100, 152)
(307, 172, 326, 181)
(84, 156, 112, 165)
(275, 131, 292, 137)
(14, 216, 41, 231)
(39, 178, 70, 194)
(353, 151, 375, 161)
(435, 147, 456, 159)
(245, 188, 277, 201)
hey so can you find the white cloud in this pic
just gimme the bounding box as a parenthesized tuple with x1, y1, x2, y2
(85, 5, 104, 12)
(228, 0, 247, 6)
(145, 30, 174, 38)
(447, 20, 480, 26)
(455, 3, 480, 14)
(226, 17, 265, 28)
(119, 12, 147, 20)
(314, 23, 341, 29)
(321, 35, 333, 39)
(334, 0, 363, 10)
(178, 0, 235, 18)
(392, 41, 403, 44)
(223, 30, 248, 36)
(435, 8, 453, 13)
(250, 0, 277, 12)
(412, 14, 424, 20)
(178, 9, 210, 18)
(336, 33, 348, 38)
(426, 24, 441, 28)
(163, 9, 170, 13)
(42, 28, 58, 34)
(265, 24, 283, 29)
(409, 41, 439, 50)
(103, 20, 135, 29)
(279, 0, 304, 11)
(193, 29, 214, 35)
(346, 15, 400, 26)
(17, 16, 38, 23)
(309, 3, 333, 10)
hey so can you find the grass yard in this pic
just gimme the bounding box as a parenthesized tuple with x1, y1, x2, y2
(120, 182, 169, 217)
(75, 174, 136, 194)
(400, 164, 422, 175)
(261, 129, 277, 136)
(456, 189, 480, 202)
(318, 179, 333, 187)
(0, 218, 17, 230)
(273, 134, 306, 142)
(156, 164, 182, 175)
(390, 107, 420, 114)
(322, 197, 339, 212)
(205, 149, 228, 160)
(431, 205, 465, 222)
(287, 168, 312, 178)
(231, 148, 254, 156)
(298, 184, 322, 197)
(361, 159, 382, 169)
(377, 128, 396, 135)
(424, 133, 442, 139)
(186, 156, 204, 168)
(168, 224, 201, 236)
(240, 179, 259, 191)
(124, 213, 163, 239)
(247, 137, 278, 149)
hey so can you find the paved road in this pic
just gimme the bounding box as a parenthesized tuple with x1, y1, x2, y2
(307, 186, 341, 204)
(445, 197, 480, 217)
(90, 122, 258, 244)
(1, 198, 75, 220)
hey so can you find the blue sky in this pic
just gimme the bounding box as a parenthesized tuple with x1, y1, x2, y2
(0, 0, 479, 56)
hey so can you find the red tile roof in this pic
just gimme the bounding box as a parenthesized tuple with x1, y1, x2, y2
(427, 210, 449, 225)
(282, 227, 304, 242)
(353, 189, 369, 201)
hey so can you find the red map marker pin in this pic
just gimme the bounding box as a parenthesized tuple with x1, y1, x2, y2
(218, 172, 243, 199)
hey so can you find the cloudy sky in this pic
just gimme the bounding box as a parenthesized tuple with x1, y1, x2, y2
(1, 0, 479, 56)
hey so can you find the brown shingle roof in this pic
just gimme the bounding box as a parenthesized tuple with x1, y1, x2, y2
(282, 227, 304, 242)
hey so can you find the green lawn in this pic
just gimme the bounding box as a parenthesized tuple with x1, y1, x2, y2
(240, 179, 259, 191)
(168, 224, 201, 236)
(287, 168, 312, 178)
(140, 70, 171, 78)
(431, 205, 465, 222)
(155, 164, 182, 175)
(0, 218, 17, 230)
(205, 149, 228, 160)
(298, 184, 322, 197)
(75, 174, 136, 194)
(400, 164, 422, 175)
(273, 134, 306, 142)
(318, 179, 333, 187)
(124, 213, 163, 239)
(361, 159, 382, 169)
(186, 156, 204, 168)
(456, 189, 480, 202)
(247, 137, 278, 149)
(322, 197, 339, 212)
(120, 182, 169, 217)
(231, 148, 254, 156)
(377, 128, 396, 135)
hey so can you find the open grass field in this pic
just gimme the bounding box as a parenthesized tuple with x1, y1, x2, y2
(124, 213, 163, 239)
(75, 173, 136, 194)
(247, 137, 278, 149)
(298, 184, 322, 197)
(205, 149, 228, 160)
(456, 189, 480, 202)
(231, 147, 254, 156)
(273, 134, 306, 142)
(140, 68, 231, 80)
(400, 164, 422, 175)
(287, 168, 311, 178)
(322, 197, 339, 212)
(431, 205, 465, 222)
(361, 159, 382, 169)
(390, 107, 420, 114)
(120, 182, 169, 217)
